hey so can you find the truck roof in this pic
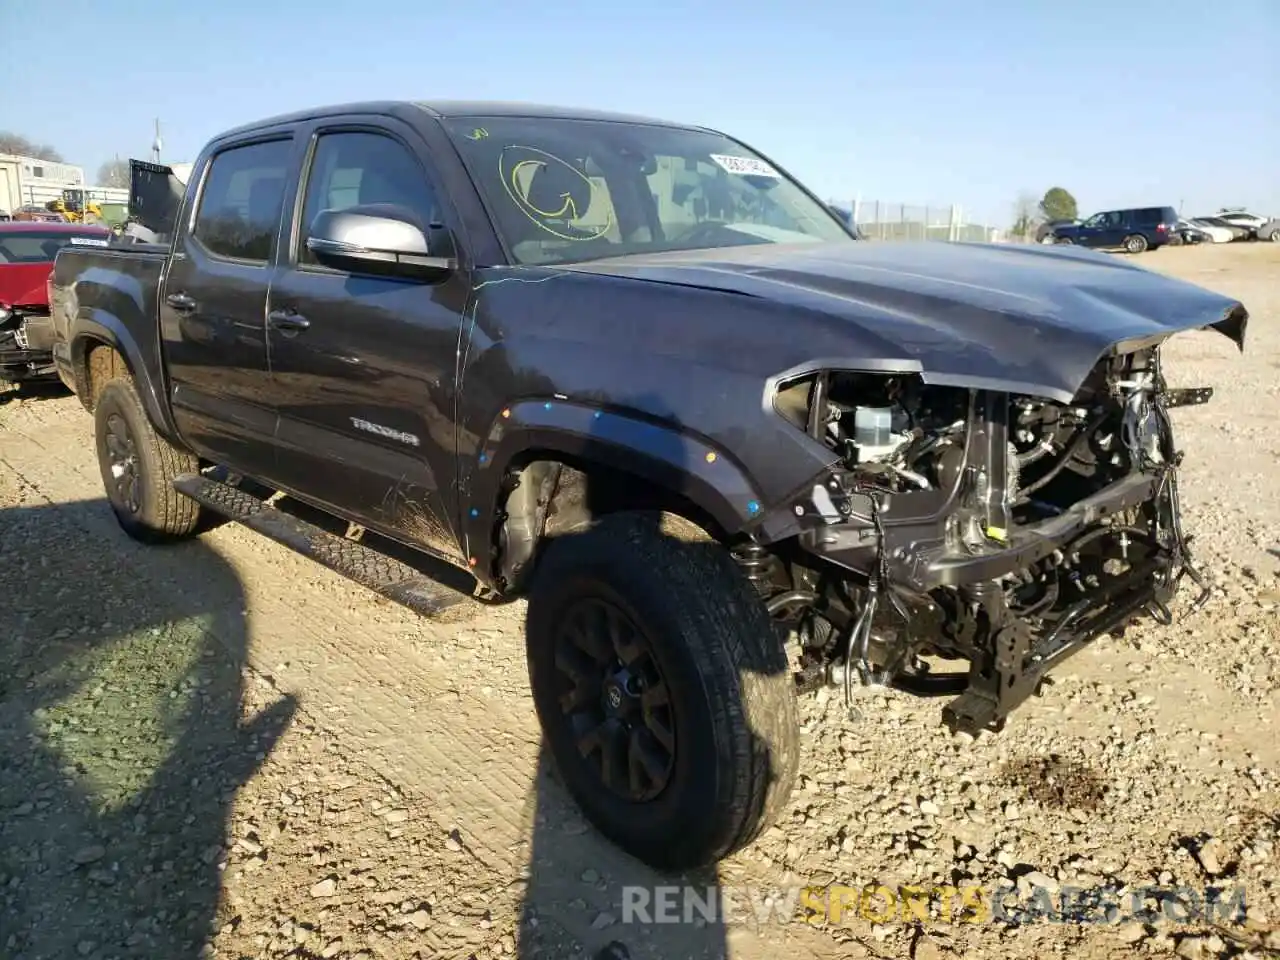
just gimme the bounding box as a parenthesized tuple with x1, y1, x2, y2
(211, 100, 703, 142)
(417, 100, 690, 127)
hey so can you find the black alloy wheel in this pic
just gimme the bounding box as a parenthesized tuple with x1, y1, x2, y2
(93, 376, 201, 540)
(552, 595, 676, 803)
(103, 410, 142, 516)
(525, 511, 800, 871)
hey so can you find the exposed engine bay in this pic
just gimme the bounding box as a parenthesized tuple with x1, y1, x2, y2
(746, 348, 1216, 734)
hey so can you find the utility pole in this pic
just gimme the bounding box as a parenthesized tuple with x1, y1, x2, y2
(151, 118, 162, 163)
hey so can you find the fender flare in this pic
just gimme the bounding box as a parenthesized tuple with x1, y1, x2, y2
(70, 308, 182, 444)
(459, 398, 766, 570)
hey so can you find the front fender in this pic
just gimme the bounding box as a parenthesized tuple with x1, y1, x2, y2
(459, 398, 766, 568)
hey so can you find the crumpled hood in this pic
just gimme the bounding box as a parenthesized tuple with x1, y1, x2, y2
(564, 240, 1248, 402)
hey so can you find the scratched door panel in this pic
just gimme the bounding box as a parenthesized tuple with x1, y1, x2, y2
(267, 267, 468, 561)
(265, 125, 472, 559)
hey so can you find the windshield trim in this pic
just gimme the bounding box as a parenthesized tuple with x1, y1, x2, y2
(439, 116, 857, 267)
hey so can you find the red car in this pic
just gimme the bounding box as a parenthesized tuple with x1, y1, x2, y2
(1, 222, 111, 384)
(10, 204, 65, 223)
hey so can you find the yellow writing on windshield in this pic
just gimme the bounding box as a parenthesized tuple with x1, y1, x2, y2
(497, 144, 613, 242)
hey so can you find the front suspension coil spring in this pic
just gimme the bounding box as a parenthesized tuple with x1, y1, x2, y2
(731, 542, 774, 597)
(964, 578, 1002, 608)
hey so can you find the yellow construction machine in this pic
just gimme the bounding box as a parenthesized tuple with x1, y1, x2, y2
(45, 189, 104, 224)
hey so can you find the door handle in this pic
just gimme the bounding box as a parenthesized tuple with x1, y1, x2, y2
(166, 292, 197, 313)
(268, 309, 311, 334)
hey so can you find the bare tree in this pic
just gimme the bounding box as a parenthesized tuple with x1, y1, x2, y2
(97, 159, 131, 188)
(1010, 192, 1039, 240)
(0, 131, 64, 162)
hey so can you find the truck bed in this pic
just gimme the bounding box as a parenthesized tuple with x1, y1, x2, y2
(49, 242, 172, 426)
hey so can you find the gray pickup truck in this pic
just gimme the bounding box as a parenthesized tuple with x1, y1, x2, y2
(48, 100, 1247, 870)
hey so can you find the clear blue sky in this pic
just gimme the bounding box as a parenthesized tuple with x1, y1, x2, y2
(3, 0, 1276, 224)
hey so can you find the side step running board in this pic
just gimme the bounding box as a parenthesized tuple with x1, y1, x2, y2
(173, 473, 469, 617)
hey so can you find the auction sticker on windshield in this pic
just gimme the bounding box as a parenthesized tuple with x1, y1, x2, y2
(709, 154, 780, 178)
(69, 237, 110, 246)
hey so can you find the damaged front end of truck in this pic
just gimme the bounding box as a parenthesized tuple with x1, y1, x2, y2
(741, 314, 1247, 735)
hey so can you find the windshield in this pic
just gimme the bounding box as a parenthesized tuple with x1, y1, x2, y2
(441, 117, 853, 266)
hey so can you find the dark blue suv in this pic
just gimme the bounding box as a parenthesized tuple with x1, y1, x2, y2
(1050, 206, 1179, 253)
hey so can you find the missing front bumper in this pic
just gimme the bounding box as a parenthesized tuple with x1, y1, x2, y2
(784, 466, 1198, 734)
(790, 470, 1161, 590)
(938, 553, 1172, 735)
(893, 473, 1160, 591)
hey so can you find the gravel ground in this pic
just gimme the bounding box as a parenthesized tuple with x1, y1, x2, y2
(1, 242, 1277, 960)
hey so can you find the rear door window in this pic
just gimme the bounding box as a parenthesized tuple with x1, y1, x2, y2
(191, 139, 293, 263)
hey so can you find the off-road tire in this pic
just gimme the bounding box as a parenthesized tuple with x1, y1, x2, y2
(525, 510, 800, 872)
(93, 377, 201, 541)
(1124, 233, 1149, 254)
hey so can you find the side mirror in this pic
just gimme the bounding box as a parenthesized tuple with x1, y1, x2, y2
(306, 204, 455, 280)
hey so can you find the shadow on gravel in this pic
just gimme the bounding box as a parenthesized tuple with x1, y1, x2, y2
(0, 380, 72, 407)
(0, 498, 297, 960)
(518, 747, 727, 960)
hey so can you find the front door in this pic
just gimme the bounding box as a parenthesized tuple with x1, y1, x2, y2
(1077, 210, 1124, 248)
(161, 136, 295, 479)
(265, 124, 468, 562)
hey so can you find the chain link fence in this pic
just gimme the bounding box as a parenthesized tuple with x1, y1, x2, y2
(833, 199, 1003, 243)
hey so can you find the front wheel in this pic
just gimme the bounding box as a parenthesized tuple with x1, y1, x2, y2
(94, 377, 202, 541)
(525, 511, 799, 871)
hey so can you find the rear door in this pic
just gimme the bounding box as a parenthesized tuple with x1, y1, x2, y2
(160, 135, 296, 479)
(1127, 207, 1155, 241)
(264, 119, 471, 562)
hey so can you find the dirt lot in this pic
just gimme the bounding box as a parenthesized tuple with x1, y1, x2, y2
(2, 242, 1277, 960)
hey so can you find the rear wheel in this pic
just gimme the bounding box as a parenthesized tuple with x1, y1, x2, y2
(94, 378, 201, 541)
(525, 511, 799, 871)
(1124, 234, 1149, 254)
